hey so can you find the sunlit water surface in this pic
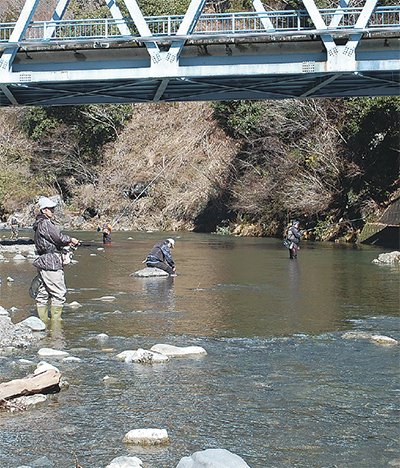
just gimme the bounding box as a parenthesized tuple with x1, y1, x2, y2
(0, 231, 398, 468)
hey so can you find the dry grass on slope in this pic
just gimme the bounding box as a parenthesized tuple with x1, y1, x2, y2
(80, 102, 238, 231)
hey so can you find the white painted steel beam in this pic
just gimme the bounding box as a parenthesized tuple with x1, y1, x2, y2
(165, 0, 208, 63)
(252, 0, 279, 31)
(43, 0, 71, 39)
(0, 0, 40, 73)
(122, 0, 161, 64)
(106, 0, 132, 37)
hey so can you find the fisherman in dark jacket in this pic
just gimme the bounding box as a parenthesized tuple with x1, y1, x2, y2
(32, 197, 79, 322)
(286, 220, 303, 259)
(146, 238, 176, 275)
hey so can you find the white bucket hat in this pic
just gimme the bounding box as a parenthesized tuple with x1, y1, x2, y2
(166, 238, 175, 248)
(38, 197, 58, 211)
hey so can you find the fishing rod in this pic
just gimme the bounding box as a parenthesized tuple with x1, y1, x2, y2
(304, 217, 365, 232)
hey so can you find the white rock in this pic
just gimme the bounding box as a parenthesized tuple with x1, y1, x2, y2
(13, 394, 48, 408)
(116, 349, 169, 363)
(372, 251, 400, 264)
(123, 348, 169, 364)
(123, 428, 169, 445)
(19, 359, 35, 365)
(38, 348, 70, 357)
(13, 254, 26, 261)
(6, 276, 14, 282)
(95, 296, 116, 301)
(131, 267, 169, 277)
(34, 361, 60, 375)
(176, 449, 251, 468)
(150, 344, 207, 357)
(68, 301, 82, 308)
(0, 306, 9, 315)
(0, 254, 5, 260)
(19, 316, 46, 331)
(342, 332, 372, 340)
(105, 456, 143, 468)
(370, 334, 398, 346)
(96, 333, 109, 341)
(62, 356, 82, 363)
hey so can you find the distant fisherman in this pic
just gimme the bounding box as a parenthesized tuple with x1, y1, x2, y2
(9, 214, 20, 241)
(145, 238, 176, 275)
(102, 219, 113, 244)
(286, 220, 303, 259)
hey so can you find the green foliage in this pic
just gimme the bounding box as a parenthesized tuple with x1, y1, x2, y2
(224, 0, 254, 12)
(69, 0, 111, 19)
(212, 100, 265, 138)
(21, 104, 133, 191)
(114, 0, 190, 17)
(343, 97, 400, 201)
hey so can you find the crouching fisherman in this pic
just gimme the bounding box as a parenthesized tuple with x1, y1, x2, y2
(145, 238, 176, 275)
(32, 197, 79, 322)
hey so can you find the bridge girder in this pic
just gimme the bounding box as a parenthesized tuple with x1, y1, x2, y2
(0, 0, 398, 106)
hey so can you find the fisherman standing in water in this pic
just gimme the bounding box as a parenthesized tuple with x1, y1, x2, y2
(145, 238, 176, 275)
(102, 219, 113, 244)
(286, 220, 303, 259)
(32, 197, 79, 322)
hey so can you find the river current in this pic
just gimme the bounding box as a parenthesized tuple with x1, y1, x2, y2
(0, 231, 398, 468)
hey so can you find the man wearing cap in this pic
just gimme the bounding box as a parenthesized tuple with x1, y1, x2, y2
(145, 238, 176, 275)
(286, 220, 303, 259)
(32, 196, 79, 322)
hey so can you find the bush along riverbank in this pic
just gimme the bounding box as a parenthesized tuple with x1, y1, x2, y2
(0, 98, 399, 243)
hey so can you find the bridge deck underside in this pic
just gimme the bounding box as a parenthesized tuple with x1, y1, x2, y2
(1, 36, 399, 106)
(1, 71, 398, 107)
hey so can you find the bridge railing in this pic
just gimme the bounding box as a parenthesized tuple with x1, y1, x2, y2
(0, 7, 399, 44)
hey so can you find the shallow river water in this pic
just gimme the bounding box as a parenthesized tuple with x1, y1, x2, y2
(0, 231, 399, 468)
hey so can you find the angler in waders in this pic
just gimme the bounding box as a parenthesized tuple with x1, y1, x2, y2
(145, 238, 176, 275)
(286, 220, 303, 259)
(32, 197, 79, 323)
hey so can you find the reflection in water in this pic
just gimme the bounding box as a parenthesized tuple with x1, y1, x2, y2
(0, 232, 398, 468)
(138, 276, 175, 312)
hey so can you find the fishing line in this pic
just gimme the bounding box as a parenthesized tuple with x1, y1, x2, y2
(79, 243, 133, 274)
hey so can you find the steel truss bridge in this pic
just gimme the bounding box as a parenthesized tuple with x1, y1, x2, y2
(0, 0, 399, 106)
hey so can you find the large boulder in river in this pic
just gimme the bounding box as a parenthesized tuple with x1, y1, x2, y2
(130, 267, 169, 277)
(176, 449, 251, 468)
(150, 344, 207, 357)
(372, 251, 400, 264)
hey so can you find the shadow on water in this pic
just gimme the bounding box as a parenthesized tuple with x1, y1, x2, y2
(0, 231, 399, 467)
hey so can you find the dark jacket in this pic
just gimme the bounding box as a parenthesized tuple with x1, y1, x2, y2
(146, 241, 175, 268)
(287, 225, 303, 245)
(32, 214, 72, 271)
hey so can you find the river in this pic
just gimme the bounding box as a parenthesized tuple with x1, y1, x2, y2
(0, 231, 399, 468)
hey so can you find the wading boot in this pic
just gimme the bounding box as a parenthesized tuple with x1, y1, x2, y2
(50, 305, 63, 321)
(37, 305, 49, 322)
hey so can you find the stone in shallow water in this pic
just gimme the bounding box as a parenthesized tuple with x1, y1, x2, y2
(19, 316, 46, 331)
(37, 348, 69, 358)
(105, 456, 143, 468)
(116, 349, 169, 363)
(370, 334, 398, 346)
(123, 428, 169, 445)
(150, 343, 207, 357)
(130, 267, 169, 277)
(176, 448, 251, 468)
(372, 251, 400, 264)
